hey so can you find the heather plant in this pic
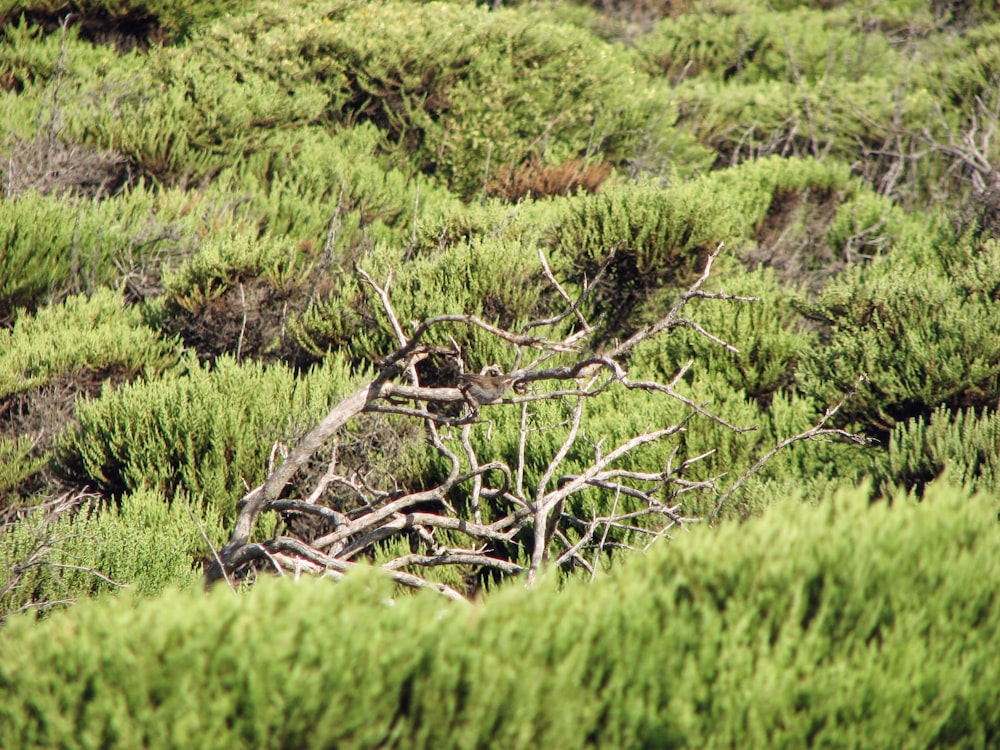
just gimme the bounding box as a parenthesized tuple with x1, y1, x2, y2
(1, 482, 997, 747)
(55, 355, 362, 509)
(798, 230, 1000, 434)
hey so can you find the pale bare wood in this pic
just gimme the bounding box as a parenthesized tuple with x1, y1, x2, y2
(205, 244, 868, 600)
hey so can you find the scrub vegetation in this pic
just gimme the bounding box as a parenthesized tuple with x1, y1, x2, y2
(1, 0, 999, 746)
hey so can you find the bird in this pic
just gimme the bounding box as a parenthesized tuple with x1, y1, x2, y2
(457, 365, 518, 408)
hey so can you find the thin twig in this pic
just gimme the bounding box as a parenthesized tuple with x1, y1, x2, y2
(708, 373, 871, 524)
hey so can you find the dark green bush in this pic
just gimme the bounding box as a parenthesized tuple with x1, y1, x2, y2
(1, 482, 997, 748)
(798, 231, 1000, 434)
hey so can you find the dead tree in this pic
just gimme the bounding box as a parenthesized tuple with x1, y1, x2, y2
(204, 244, 866, 600)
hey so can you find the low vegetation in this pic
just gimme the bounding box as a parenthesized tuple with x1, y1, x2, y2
(1, 0, 998, 745)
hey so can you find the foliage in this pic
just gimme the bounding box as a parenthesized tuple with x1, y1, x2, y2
(0, 290, 178, 501)
(55, 355, 362, 510)
(633, 6, 897, 84)
(0, 489, 206, 622)
(798, 231, 1000, 434)
(207, 123, 459, 253)
(0, 438, 49, 499)
(551, 156, 853, 334)
(0, 184, 205, 321)
(294, 226, 555, 362)
(0, 16, 118, 92)
(0, 0, 252, 42)
(188, 0, 659, 196)
(1, 483, 998, 747)
(2, 0, 1000, 612)
(632, 268, 811, 402)
(0, 288, 176, 400)
(880, 406, 1000, 496)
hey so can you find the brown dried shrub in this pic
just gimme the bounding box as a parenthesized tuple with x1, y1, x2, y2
(485, 156, 612, 201)
(1, 133, 133, 200)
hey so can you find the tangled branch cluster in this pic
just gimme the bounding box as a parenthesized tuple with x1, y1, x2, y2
(205, 245, 866, 601)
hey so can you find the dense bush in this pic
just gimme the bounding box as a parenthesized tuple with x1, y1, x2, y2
(0, 288, 176, 400)
(0, 186, 201, 321)
(1, 482, 997, 748)
(880, 406, 1000, 495)
(1, 0, 999, 660)
(55, 355, 361, 509)
(798, 230, 1000, 435)
(0, 489, 206, 621)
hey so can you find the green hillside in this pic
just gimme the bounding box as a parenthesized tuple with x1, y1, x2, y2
(1, 0, 999, 744)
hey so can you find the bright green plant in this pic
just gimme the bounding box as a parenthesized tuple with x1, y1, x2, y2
(1, 482, 997, 748)
(798, 232, 1000, 433)
(0, 488, 207, 622)
(880, 406, 1000, 495)
(0, 288, 176, 399)
(55, 355, 363, 509)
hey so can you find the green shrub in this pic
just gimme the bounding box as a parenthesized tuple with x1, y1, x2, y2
(293, 228, 555, 362)
(880, 406, 1000, 495)
(66, 42, 328, 183)
(0, 438, 49, 499)
(550, 156, 852, 336)
(0, 17, 119, 92)
(0, 289, 178, 501)
(631, 268, 811, 402)
(208, 124, 459, 253)
(0, 482, 996, 748)
(0, 288, 176, 400)
(798, 231, 1000, 434)
(188, 0, 659, 196)
(0, 488, 206, 621)
(0, 185, 203, 321)
(55, 355, 362, 510)
(634, 7, 896, 85)
(0, 0, 252, 42)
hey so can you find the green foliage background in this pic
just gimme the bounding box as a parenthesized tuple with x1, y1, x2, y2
(1, 0, 999, 743)
(2, 485, 998, 748)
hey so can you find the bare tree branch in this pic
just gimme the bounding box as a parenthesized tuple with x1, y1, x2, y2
(707, 373, 872, 524)
(204, 244, 869, 598)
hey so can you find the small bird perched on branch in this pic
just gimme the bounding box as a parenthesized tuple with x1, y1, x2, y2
(458, 365, 518, 408)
